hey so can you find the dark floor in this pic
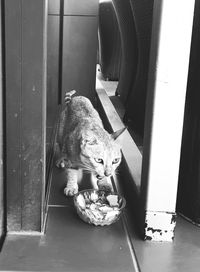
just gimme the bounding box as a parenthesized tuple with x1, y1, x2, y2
(129, 214, 200, 272)
(1, 83, 200, 271)
(1, 158, 200, 272)
(0, 155, 137, 272)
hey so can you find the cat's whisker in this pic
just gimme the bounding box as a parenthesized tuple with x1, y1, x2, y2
(81, 163, 95, 172)
(82, 168, 93, 173)
(113, 169, 120, 177)
(79, 164, 94, 173)
(80, 163, 93, 170)
(114, 172, 120, 177)
(82, 162, 93, 168)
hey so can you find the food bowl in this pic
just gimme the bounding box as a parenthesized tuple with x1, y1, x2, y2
(73, 189, 126, 226)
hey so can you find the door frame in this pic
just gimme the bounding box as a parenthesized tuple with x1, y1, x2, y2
(4, 0, 47, 234)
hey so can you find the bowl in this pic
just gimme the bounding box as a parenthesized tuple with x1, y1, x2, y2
(73, 189, 126, 226)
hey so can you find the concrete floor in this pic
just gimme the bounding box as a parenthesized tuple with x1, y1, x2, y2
(0, 155, 137, 272)
(125, 207, 200, 272)
(0, 82, 200, 271)
(1, 156, 200, 272)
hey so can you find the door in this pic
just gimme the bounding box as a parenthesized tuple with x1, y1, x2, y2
(4, 0, 47, 233)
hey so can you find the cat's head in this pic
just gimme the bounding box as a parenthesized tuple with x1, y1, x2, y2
(79, 127, 126, 179)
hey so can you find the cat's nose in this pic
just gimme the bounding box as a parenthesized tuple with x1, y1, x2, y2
(104, 170, 111, 177)
(96, 175, 104, 180)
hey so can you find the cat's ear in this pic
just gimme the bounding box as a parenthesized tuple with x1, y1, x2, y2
(111, 127, 127, 140)
(81, 136, 98, 146)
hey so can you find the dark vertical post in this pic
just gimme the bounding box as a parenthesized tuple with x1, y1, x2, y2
(58, 0, 64, 104)
(46, 0, 61, 184)
(0, 0, 5, 242)
(47, 0, 61, 115)
(5, 0, 47, 233)
(62, 0, 99, 103)
(177, 0, 200, 224)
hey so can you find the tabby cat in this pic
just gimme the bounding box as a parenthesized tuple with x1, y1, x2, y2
(56, 90, 126, 196)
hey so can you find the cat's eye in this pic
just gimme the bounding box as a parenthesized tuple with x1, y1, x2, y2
(112, 158, 120, 164)
(94, 158, 104, 164)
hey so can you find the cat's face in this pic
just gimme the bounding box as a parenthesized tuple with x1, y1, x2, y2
(79, 134, 122, 179)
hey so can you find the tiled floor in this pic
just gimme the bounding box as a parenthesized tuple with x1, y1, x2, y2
(1, 83, 200, 271)
(127, 213, 200, 272)
(0, 156, 137, 272)
(2, 160, 200, 272)
(0, 83, 138, 272)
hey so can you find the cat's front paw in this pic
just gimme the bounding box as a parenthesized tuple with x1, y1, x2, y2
(56, 157, 72, 169)
(56, 158, 66, 168)
(64, 185, 78, 196)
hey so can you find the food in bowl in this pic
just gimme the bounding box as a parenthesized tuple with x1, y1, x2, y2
(74, 189, 126, 226)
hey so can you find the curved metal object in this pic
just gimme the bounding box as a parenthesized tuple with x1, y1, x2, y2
(124, 0, 154, 136)
(112, 0, 138, 103)
(98, 1, 122, 81)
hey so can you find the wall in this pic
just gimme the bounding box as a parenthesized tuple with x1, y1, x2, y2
(177, 0, 200, 224)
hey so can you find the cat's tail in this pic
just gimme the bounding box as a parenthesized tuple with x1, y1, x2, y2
(64, 90, 76, 104)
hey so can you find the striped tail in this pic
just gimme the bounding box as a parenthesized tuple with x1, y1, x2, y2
(64, 90, 76, 104)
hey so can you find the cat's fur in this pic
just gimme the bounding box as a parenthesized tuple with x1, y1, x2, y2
(56, 90, 125, 196)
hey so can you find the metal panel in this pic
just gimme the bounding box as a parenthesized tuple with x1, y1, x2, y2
(5, 0, 47, 232)
(62, 16, 98, 103)
(48, 0, 60, 15)
(64, 0, 98, 16)
(124, 0, 154, 136)
(21, 0, 47, 231)
(177, 0, 200, 224)
(47, 16, 60, 127)
(5, 0, 22, 231)
(0, 0, 5, 241)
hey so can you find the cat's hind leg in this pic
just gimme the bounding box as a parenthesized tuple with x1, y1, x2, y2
(64, 168, 79, 196)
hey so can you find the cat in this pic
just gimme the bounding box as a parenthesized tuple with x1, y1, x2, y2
(56, 90, 126, 196)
